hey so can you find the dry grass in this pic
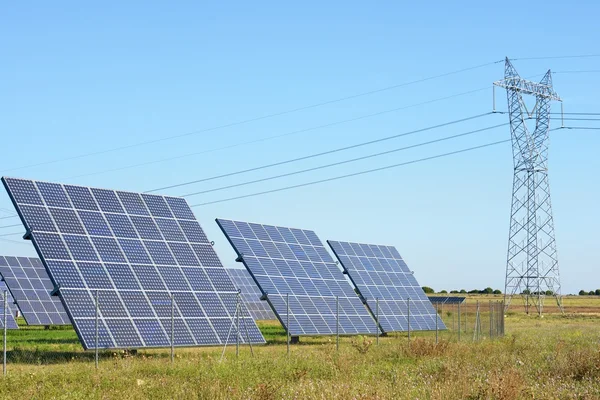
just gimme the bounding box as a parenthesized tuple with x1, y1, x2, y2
(0, 300, 599, 399)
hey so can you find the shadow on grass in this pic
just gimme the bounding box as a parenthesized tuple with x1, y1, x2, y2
(6, 347, 173, 365)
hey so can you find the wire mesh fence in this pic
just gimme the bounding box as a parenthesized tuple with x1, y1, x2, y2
(0, 293, 505, 375)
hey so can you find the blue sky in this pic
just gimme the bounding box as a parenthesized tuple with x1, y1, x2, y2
(1, 1, 598, 294)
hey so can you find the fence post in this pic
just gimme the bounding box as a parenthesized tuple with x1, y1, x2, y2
(489, 300, 493, 339)
(286, 293, 290, 357)
(407, 298, 411, 346)
(376, 298, 379, 346)
(435, 303, 438, 344)
(171, 294, 175, 363)
(457, 302, 461, 341)
(235, 293, 240, 358)
(3, 290, 6, 377)
(336, 296, 339, 351)
(95, 290, 99, 369)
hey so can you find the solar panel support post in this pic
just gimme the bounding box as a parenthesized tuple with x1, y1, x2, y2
(286, 293, 290, 358)
(3, 290, 6, 377)
(170, 294, 175, 364)
(457, 302, 461, 341)
(376, 298, 379, 346)
(335, 295, 339, 352)
(95, 290, 99, 369)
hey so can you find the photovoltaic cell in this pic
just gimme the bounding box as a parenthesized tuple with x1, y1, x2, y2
(226, 268, 276, 321)
(0, 256, 70, 325)
(217, 219, 377, 336)
(328, 240, 445, 333)
(2, 177, 265, 349)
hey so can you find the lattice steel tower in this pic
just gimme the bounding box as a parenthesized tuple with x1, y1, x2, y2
(494, 57, 563, 315)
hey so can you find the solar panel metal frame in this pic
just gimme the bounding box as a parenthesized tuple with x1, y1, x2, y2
(0, 281, 18, 329)
(2, 177, 265, 349)
(217, 219, 378, 337)
(428, 296, 466, 305)
(328, 240, 446, 333)
(0, 256, 70, 325)
(226, 268, 276, 321)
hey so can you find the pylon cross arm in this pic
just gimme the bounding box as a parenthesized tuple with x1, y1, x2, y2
(494, 77, 561, 101)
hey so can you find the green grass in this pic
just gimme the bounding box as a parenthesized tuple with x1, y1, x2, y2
(0, 301, 599, 399)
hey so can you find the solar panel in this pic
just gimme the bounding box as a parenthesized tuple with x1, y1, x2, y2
(216, 219, 377, 336)
(226, 268, 276, 320)
(2, 177, 265, 349)
(328, 240, 445, 332)
(0, 256, 70, 325)
(428, 296, 466, 305)
(0, 281, 18, 329)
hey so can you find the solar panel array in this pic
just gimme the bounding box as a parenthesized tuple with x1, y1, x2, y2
(226, 268, 276, 320)
(428, 296, 466, 305)
(328, 240, 445, 332)
(0, 281, 18, 329)
(3, 177, 265, 349)
(217, 219, 377, 336)
(0, 256, 70, 325)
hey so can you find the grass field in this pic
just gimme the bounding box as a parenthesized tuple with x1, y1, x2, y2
(0, 295, 599, 399)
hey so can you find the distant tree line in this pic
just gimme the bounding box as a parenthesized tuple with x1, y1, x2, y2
(578, 289, 600, 296)
(422, 287, 502, 295)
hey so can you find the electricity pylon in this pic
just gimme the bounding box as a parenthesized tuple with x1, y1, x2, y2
(494, 57, 564, 315)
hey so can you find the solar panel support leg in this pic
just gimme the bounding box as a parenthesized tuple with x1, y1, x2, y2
(3, 290, 6, 377)
(170, 294, 175, 364)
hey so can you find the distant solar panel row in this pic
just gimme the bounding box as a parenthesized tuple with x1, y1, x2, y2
(428, 296, 466, 305)
(3, 177, 264, 349)
(226, 268, 276, 320)
(0, 256, 70, 325)
(328, 240, 444, 332)
(0, 282, 18, 329)
(217, 219, 377, 336)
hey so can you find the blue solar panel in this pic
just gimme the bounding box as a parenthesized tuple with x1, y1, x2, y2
(428, 296, 466, 305)
(0, 281, 18, 329)
(2, 177, 265, 349)
(0, 256, 70, 325)
(328, 240, 445, 332)
(226, 268, 276, 321)
(217, 219, 377, 336)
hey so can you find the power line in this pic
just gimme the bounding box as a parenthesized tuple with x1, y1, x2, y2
(181, 123, 508, 198)
(189, 125, 592, 207)
(189, 139, 512, 207)
(1, 60, 502, 174)
(64, 87, 491, 181)
(0, 215, 18, 221)
(554, 70, 600, 74)
(0, 232, 22, 237)
(511, 54, 600, 61)
(148, 112, 497, 193)
(562, 126, 600, 130)
(0, 223, 23, 230)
